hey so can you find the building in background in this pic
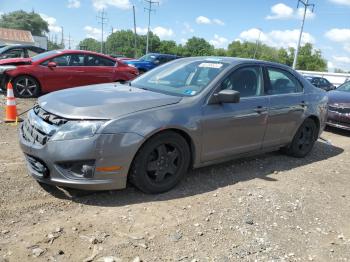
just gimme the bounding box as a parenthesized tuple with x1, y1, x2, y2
(0, 27, 47, 49)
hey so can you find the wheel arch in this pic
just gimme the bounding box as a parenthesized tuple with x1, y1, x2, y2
(12, 74, 42, 91)
(306, 115, 320, 138)
(130, 128, 196, 173)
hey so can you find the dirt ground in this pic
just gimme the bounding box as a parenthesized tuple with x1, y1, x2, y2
(0, 96, 350, 262)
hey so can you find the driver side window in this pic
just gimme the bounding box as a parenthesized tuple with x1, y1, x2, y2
(220, 66, 263, 98)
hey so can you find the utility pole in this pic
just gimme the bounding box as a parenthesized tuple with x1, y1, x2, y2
(97, 9, 108, 54)
(133, 5, 137, 57)
(253, 29, 262, 59)
(144, 0, 159, 54)
(292, 0, 315, 69)
(61, 26, 64, 48)
(67, 33, 72, 49)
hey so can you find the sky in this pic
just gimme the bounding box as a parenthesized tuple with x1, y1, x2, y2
(1, 0, 350, 71)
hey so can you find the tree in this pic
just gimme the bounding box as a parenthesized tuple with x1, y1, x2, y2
(78, 38, 101, 52)
(296, 43, 327, 71)
(47, 40, 62, 51)
(182, 37, 214, 57)
(0, 10, 48, 36)
(158, 40, 178, 55)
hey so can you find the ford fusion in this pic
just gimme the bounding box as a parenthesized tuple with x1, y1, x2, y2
(19, 57, 328, 193)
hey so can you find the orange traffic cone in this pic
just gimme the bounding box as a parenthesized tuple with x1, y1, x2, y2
(4, 82, 18, 123)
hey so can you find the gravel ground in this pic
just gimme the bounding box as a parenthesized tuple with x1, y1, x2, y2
(0, 96, 350, 262)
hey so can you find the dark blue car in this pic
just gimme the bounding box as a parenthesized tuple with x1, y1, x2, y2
(124, 53, 180, 73)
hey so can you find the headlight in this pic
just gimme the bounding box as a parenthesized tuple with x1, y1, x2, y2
(50, 121, 104, 141)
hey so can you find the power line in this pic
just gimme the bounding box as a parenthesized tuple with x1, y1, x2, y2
(97, 9, 108, 54)
(144, 0, 159, 54)
(292, 0, 315, 69)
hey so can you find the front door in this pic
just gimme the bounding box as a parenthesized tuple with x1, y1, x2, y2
(201, 65, 269, 162)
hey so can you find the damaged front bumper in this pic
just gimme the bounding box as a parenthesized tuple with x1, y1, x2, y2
(19, 109, 144, 190)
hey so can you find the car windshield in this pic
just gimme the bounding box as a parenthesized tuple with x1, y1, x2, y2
(131, 59, 229, 96)
(139, 54, 157, 62)
(31, 50, 62, 62)
(337, 82, 350, 92)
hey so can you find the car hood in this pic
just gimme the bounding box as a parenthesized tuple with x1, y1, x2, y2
(327, 90, 350, 105)
(38, 83, 182, 119)
(0, 57, 31, 65)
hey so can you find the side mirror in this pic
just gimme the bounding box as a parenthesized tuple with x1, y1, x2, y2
(48, 61, 57, 68)
(153, 59, 160, 65)
(215, 89, 240, 104)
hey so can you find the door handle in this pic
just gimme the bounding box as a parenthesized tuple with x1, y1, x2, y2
(254, 106, 268, 113)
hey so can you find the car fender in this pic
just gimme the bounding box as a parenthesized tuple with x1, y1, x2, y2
(100, 104, 202, 167)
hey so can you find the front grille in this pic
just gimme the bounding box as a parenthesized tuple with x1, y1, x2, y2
(22, 119, 50, 145)
(328, 105, 350, 114)
(21, 106, 67, 145)
(25, 155, 49, 177)
(33, 105, 68, 125)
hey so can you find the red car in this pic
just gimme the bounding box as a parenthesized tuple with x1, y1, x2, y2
(0, 50, 139, 98)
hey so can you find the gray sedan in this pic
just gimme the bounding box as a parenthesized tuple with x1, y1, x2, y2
(19, 57, 328, 193)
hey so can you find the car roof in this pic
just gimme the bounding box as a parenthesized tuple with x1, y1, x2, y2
(2, 44, 46, 50)
(49, 49, 117, 60)
(178, 56, 294, 70)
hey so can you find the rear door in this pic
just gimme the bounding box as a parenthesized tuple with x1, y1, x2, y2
(201, 65, 269, 162)
(83, 54, 116, 84)
(262, 66, 307, 148)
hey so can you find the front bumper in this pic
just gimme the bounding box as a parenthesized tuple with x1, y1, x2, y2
(19, 125, 144, 190)
(326, 110, 350, 131)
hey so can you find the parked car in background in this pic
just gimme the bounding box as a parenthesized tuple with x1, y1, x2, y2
(327, 81, 350, 131)
(110, 54, 134, 60)
(19, 57, 328, 193)
(124, 53, 180, 73)
(0, 50, 139, 98)
(0, 45, 46, 60)
(305, 76, 336, 91)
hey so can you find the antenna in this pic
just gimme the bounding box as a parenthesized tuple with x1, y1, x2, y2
(144, 0, 159, 54)
(293, 0, 315, 69)
(97, 9, 108, 54)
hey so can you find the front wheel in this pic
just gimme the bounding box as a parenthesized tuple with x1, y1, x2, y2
(283, 118, 317, 158)
(129, 132, 190, 194)
(13, 75, 41, 98)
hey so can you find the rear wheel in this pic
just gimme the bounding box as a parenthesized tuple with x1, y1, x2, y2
(13, 75, 40, 98)
(283, 118, 317, 158)
(129, 132, 190, 194)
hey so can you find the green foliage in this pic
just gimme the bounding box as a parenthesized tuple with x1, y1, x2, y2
(47, 40, 63, 51)
(182, 37, 214, 56)
(0, 10, 49, 36)
(79, 29, 328, 72)
(295, 43, 327, 71)
(78, 38, 101, 52)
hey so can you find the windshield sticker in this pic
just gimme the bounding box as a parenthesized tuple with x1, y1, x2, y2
(184, 90, 197, 95)
(199, 63, 223, 69)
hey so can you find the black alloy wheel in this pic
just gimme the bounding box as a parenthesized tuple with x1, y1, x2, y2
(284, 118, 317, 158)
(130, 131, 190, 194)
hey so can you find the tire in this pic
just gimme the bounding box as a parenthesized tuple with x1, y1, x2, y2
(283, 118, 317, 158)
(13, 75, 41, 98)
(129, 131, 191, 194)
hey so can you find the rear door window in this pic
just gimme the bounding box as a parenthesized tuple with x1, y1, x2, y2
(85, 55, 115, 66)
(266, 67, 303, 95)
